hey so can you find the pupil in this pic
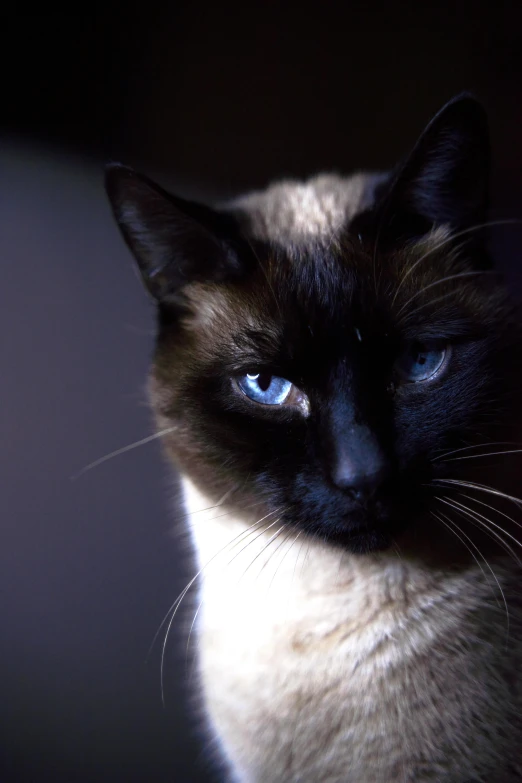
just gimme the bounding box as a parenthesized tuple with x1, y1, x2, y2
(257, 373, 272, 392)
(417, 354, 427, 365)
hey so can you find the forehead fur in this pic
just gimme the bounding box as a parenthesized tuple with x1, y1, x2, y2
(228, 172, 388, 246)
(182, 281, 280, 337)
(173, 223, 486, 375)
(177, 280, 283, 370)
(156, 173, 508, 395)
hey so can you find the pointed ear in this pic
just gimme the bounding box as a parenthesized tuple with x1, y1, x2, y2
(377, 94, 490, 244)
(105, 164, 245, 301)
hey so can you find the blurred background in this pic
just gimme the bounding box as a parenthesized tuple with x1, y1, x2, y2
(1, 4, 522, 782)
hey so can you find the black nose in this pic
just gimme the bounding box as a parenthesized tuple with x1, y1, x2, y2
(329, 425, 390, 500)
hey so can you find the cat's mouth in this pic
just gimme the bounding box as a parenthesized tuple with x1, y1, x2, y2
(290, 480, 429, 554)
(333, 525, 396, 554)
(333, 505, 411, 553)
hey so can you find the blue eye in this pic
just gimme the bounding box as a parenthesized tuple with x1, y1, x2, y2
(395, 341, 448, 382)
(237, 373, 293, 405)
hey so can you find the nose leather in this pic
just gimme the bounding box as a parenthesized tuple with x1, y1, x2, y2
(329, 424, 390, 499)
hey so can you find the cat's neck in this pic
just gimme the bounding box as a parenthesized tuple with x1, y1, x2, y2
(180, 477, 484, 625)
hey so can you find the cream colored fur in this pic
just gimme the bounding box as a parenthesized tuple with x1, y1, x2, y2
(230, 173, 388, 245)
(182, 478, 522, 783)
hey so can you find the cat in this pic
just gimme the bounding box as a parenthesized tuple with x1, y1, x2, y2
(106, 94, 522, 782)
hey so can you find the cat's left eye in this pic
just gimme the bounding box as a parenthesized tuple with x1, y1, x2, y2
(394, 341, 449, 383)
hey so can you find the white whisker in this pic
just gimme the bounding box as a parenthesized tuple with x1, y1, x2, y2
(186, 599, 204, 671)
(456, 492, 522, 533)
(431, 509, 503, 613)
(267, 528, 303, 592)
(435, 497, 519, 563)
(237, 521, 288, 583)
(397, 291, 469, 322)
(392, 218, 522, 305)
(396, 270, 496, 317)
(443, 449, 522, 462)
(174, 497, 266, 526)
(256, 524, 295, 580)
(148, 502, 260, 657)
(433, 509, 509, 643)
(227, 509, 286, 567)
(433, 442, 520, 461)
(434, 478, 522, 508)
(155, 506, 283, 705)
(287, 532, 308, 616)
(185, 512, 293, 667)
(184, 510, 286, 673)
(299, 542, 312, 579)
(437, 496, 522, 567)
(243, 233, 284, 321)
(71, 426, 178, 479)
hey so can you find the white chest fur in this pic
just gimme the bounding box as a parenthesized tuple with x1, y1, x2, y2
(181, 479, 521, 783)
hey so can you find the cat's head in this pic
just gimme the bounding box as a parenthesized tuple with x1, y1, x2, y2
(106, 94, 521, 554)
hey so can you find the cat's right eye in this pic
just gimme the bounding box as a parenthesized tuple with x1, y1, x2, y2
(235, 372, 310, 415)
(237, 373, 293, 404)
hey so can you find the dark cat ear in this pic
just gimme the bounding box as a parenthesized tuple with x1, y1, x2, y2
(377, 94, 490, 244)
(105, 164, 245, 301)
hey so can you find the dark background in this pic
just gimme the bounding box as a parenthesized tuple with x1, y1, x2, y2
(2, 5, 522, 782)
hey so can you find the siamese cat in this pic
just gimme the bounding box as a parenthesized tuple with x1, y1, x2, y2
(106, 94, 522, 781)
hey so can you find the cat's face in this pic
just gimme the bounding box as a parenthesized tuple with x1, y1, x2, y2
(106, 94, 522, 554)
(149, 232, 516, 553)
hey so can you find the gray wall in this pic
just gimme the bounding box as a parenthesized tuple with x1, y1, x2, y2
(0, 145, 215, 782)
